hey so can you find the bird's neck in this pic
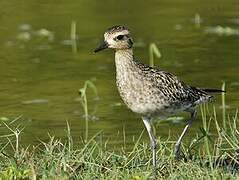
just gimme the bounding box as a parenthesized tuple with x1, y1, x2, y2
(115, 48, 134, 70)
(114, 48, 136, 87)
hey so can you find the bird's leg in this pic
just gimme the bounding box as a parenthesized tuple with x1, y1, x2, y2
(142, 117, 157, 168)
(174, 110, 197, 159)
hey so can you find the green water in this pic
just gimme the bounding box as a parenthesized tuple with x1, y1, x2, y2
(0, 0, 239, 149)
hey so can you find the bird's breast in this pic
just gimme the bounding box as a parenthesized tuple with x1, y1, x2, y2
(115, 67, 168, 116)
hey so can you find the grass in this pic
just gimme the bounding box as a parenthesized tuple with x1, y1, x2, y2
(0, 84, 238, 179)
(0, 109, 238, 179)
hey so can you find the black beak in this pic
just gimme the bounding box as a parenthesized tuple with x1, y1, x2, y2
(94, 41, 109, 53)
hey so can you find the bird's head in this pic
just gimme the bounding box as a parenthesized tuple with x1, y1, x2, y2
(94, 25, 133, 53)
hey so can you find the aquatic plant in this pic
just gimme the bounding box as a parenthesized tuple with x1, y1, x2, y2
(148, 43, 161, 67)
(78, 80, 98, 142)
(194, 13, 202, 28)
(71, 21, 78, 53)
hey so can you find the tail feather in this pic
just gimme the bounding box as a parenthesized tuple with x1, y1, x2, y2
(201, 88, 226, 93)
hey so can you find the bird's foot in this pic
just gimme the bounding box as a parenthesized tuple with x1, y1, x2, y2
(174, 151, 181, 160)
(174, 144, 182, 160)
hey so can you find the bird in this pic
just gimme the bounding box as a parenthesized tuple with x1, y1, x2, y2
(94, 25, 225, 168)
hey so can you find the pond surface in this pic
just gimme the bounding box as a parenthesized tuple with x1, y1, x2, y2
(0, 0, 239, 149)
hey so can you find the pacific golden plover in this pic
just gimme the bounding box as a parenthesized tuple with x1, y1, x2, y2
(94, 25, 224, 167)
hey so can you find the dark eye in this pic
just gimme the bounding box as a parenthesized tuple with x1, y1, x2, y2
(116, 35, 124, 40)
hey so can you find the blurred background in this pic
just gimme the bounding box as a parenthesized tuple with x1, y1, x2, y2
(0, 0, 238, 149)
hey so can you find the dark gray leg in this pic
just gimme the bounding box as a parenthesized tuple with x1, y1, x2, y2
(174, 110, 197, 159)
(142, 117, 157, 167)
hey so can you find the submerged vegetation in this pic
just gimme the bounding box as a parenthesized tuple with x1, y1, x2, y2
(0, 84, 238, 179)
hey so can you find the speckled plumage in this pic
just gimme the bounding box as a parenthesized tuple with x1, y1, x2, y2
(115, 49, 212, 118)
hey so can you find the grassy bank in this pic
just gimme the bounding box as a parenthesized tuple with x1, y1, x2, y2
(0, 106, 238, 179)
